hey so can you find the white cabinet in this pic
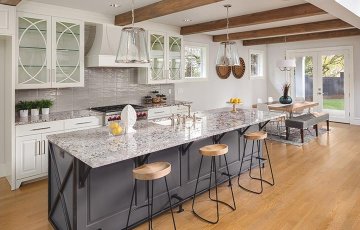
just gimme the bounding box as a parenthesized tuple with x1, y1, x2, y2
(139, 31, 184, 84)
(0, 5, 15, 35)
(16, 134, 42, 179)
(15, 116, 102, 188)
(148, 107, 172, 119)
(16, 12, 84, 89)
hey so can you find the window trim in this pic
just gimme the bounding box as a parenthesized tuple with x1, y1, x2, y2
(183, 41, 209, 82)
(249, 49, 265, 79)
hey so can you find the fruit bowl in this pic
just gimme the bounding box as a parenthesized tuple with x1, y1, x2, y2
(108, 121, 123, 136)
(227, 98, 243, 113)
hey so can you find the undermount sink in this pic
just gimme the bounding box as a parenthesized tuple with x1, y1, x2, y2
(150, 116, 203, 126)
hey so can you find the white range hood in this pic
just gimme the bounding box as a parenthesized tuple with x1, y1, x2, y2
(85, 24, 150, 68)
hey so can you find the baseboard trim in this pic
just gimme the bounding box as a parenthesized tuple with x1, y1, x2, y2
(351, 117, 360, 125)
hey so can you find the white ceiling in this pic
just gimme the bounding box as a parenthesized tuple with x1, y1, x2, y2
(28, 0, 337, 35)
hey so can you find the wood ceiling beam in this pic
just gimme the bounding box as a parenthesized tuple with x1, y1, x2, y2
(181, 3, 326, 35)
(242, 28, 360, 46)
(0, 0, 21, 6)
(115, 0, 224, 26)
(213, 19, 353, 42)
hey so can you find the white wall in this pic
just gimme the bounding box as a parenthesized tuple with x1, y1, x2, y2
(175, 34, 268, 111)
(267, 35, 360, 123)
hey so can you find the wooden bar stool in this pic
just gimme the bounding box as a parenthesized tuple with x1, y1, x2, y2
(192, 144, 236, 224)
(126, 162, 176, 230)
(237, 131, 275, 194)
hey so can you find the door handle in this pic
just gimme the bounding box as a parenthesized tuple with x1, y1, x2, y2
(37, 141, 41, 156)
(42, 140, 46, 155)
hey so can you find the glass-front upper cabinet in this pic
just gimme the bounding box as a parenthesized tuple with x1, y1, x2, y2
(149, 32, 167, 83)
(17, 13, 52, 89)
(168, 35, 183, 82)
(52, 17, 84, 88)
(16, 13, 84, 89)
(139, 32, 184, 84)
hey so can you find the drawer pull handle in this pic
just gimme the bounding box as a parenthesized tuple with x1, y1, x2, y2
(31, 127, 51, 131)
(75, 121, 93, 125)
(154, 111, 165, 114)
(42, 140, 46, 155)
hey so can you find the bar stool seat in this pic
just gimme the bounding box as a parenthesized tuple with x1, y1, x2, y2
(199, 144, 228, 156)
(244, 131, 267, 140)
(126, 161, 176, 230)
(133, 162, 171, 180)
(192, 143, 236, 224)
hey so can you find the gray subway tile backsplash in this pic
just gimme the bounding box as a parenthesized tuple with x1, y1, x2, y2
(15, 68, 175, 113)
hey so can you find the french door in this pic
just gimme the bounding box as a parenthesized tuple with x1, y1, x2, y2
(288, 47, 352, 123)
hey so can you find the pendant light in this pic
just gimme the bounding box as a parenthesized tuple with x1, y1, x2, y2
(115, 0, 149, 63)
(277, 36, 296, 71)
(216, 5, 240, 67)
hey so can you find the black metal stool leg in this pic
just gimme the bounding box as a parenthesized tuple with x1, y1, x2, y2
(264, 139, 275, 186)
(237, 139, 248, 182)
(213, 157, 220, 224)
(164, 176, 177, 230)
(147, 181, 151, 230)
(150, 180, 154, 230)
(126, 182, 136, 230)
(224, 154, 236, 210)
(192, 155, 203, 211)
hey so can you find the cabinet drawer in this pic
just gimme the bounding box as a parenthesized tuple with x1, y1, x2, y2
(16, 121, 64, 137)
(148, 107, 172, 119)
(64, 116, 103, 130)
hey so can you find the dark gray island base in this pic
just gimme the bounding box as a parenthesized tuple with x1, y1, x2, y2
(48, 108, 282, 230)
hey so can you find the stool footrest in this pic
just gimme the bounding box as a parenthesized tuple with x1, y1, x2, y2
(255, 156, 267, 161)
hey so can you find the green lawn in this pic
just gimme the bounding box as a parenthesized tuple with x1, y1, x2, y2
(323, 99, 344, 110)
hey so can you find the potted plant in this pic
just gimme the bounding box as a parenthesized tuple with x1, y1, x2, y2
(30, 100, 41, 116)
(15, 101, 31, 118)
(279, 83, 293, 104)
(39, 99, 53, 115)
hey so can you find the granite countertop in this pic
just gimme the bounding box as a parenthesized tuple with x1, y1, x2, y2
(141, 100, 192, 109)
(15, 110, 104, 126)
(47, 108, 284, 168)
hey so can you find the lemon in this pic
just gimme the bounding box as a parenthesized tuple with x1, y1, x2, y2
(109, 122, 119, 130)
(111, 126, 123, 136)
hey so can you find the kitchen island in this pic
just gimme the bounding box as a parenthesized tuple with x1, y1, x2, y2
(47, 108, 283, 230)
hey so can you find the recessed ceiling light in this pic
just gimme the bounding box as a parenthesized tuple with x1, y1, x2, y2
(183, 19, 192, 22)
(110, 3, 121, 8)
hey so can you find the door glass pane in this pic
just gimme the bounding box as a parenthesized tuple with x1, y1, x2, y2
(55, 21, 81, 84)
(18, 17, 48, 85)
(293, 56, 313, 101)
(168, 36, 181, 80)
(150, 34, 165, 81)
(321, 54, 345, 111)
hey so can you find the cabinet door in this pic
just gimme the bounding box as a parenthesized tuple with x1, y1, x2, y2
(17, 13, 52, 89)
(148, 32, 167, 84)
(41, 131, 64, 174)
(16, 134, 42, 179)
(0, 5, 15, 35)
(167, 35, 183, 82)
(51, 17, 84, 88)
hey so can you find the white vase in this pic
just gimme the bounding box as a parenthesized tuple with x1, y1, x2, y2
(19, 110, 28, 118)
(121, 105, 137, 134)
(42, 108, 50, 115)
(31, 109, 39, 116)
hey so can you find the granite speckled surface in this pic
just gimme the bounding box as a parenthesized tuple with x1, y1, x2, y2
(47, 108, 284, 168)
(15, 110, 103, 126)
(142, 100, 192, 109)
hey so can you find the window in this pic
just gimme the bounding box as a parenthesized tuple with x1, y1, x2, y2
(184, 42, 209, 81)
(249, 50, 265, 79)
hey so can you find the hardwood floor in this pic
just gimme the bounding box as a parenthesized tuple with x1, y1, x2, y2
(1, 123, 360, 230)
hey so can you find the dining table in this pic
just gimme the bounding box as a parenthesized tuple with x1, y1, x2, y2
(253, 101, 319, 117)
